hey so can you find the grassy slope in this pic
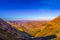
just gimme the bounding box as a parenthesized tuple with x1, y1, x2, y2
(7, 16, 60, 40)
(35, 16, 60, 40)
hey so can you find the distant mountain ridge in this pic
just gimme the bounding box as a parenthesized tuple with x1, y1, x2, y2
(0, 15, 60, 40)
(7, 20, 49, 37)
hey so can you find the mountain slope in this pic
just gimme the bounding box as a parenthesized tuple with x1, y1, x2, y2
(0, 18, 32, 40)
(7, 20, 49, 37)
(7, 21, 25, 31)
(35, 15, 60, 39)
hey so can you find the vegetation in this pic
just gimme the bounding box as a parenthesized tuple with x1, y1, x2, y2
(34, 16, 60, 40)
(1, 16, 60, 40)
(29, 28, 41, 37)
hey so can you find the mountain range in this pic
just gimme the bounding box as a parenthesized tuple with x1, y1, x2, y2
(0, 16, 60, 40)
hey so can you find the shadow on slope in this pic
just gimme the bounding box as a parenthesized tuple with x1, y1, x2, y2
(34, 35, 56, 40)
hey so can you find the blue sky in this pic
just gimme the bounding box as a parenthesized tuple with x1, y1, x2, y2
(0, 0, 60, 20)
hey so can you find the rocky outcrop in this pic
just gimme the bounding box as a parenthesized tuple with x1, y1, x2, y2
(0, 18, 32, 40)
